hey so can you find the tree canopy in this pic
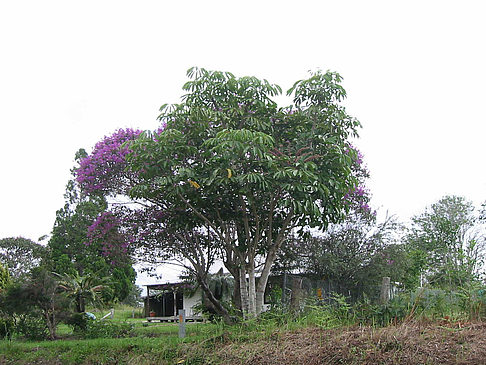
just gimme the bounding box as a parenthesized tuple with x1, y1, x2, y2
(406, 195, 485, 288)
(0, 237, 45, 279)
(77, 68, 362, 318)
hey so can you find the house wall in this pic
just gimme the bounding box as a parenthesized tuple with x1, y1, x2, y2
(183, 288, 202, 317)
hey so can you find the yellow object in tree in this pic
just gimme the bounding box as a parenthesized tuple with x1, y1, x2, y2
(227, 168, 232, 178)
(188, 180, 200, 189)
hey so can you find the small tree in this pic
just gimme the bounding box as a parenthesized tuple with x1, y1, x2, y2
(56, 271, 109, 313)
(406, 195, 484, 288)
(1, 268, 70, 340)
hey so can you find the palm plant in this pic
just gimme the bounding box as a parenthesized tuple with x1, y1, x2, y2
(55, 272, 110, 312)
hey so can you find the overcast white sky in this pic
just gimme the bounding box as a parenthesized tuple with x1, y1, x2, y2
(1, 1, 486, 283)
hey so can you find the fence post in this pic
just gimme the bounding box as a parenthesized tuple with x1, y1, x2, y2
(380, 277, 391, 304)
(290, 276, 303, 312)
(178, 309, 186, 338)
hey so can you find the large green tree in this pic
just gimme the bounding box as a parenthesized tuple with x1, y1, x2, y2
(78, 68, 361, 318)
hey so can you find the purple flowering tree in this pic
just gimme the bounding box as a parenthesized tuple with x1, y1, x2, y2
(77, 129, 233, 320)
(77, 128, 142, 196)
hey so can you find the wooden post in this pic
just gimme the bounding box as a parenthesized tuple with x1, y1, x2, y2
(380, 277, 391, 304)
(146, 286, 150, 317)
(290, 276, 303, 312)
(178, 309, 186, 338)
(173, 291, 177, 320)
(162, 293, 166, 316)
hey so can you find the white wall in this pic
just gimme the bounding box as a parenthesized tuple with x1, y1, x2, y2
(183, 288, 202, 317)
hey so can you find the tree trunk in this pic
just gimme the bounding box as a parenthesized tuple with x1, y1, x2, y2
(44, 310, 56, 340)
(255, 245, 280, 315)
(239, 266, 250, 319)
(248, 262, 256, 317)
(76, 295, 85, 313)
(232, 274, 242, 312)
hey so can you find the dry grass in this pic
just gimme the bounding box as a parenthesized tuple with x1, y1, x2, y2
(198, 321, 486, 364)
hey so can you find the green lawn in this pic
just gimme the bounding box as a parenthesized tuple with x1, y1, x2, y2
(0, 320, 218, 365)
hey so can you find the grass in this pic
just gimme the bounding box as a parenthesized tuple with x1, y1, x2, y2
(3, 294, 486, 364)
(2, 318, 485, 364)
(0, 321, 213, 364)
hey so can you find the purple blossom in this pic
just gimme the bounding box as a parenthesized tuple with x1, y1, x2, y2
(85, 211, 132, 264)
(76, 128, 142, 194)
(345, 143, 363, 166)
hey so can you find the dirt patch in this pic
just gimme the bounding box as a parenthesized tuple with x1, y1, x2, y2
(204, 322, 486, 364)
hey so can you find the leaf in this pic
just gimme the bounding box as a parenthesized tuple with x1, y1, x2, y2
(227, 168, 232, 178)
(188, 180, 200, 189)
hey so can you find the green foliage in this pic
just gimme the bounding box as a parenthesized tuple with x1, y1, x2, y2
(46, 150, 136, 303)
(0, 263, 10, 291)
(0, 268, 71, 340)
(15, 315, 49, 341)
(65, 312, 90, 332)
(0, 317, 14, 340)
(406, 195, 484, 289)
(56, 271, 110, 313)
(120, 283, 143, 307)
(78, 320, 134, 339)
(121, 67, 362, 318)
(276, 213, 408, 300)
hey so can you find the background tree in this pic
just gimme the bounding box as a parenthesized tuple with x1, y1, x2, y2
(77, 68, 361, 318)
(0, 237, 46, 279)
(274, 182, 406, 300)
(406, 195, 485, 288)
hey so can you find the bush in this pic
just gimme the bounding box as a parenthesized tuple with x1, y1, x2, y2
(65, 312, 90, 332)
(0, 317, 14, 339)
(15, 315, 49, 341)
(79, 320, 134, 339)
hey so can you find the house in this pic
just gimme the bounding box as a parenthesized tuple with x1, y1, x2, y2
(143, 273, 342, 321)
(144, 282, 203, 322)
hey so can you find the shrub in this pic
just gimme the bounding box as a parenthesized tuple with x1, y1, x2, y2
(0, 317, 14, 339)
(65, 312, 90, 332)
(80, 320, 134, 339)
(15, 315, 49, 341)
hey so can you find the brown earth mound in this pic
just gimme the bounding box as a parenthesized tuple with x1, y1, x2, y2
(207, 322, 486, 364)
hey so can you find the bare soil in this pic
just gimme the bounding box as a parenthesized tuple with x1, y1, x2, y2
(206, 321, 486, 364)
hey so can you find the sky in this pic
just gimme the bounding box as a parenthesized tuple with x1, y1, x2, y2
(1, 1, 486, 284)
